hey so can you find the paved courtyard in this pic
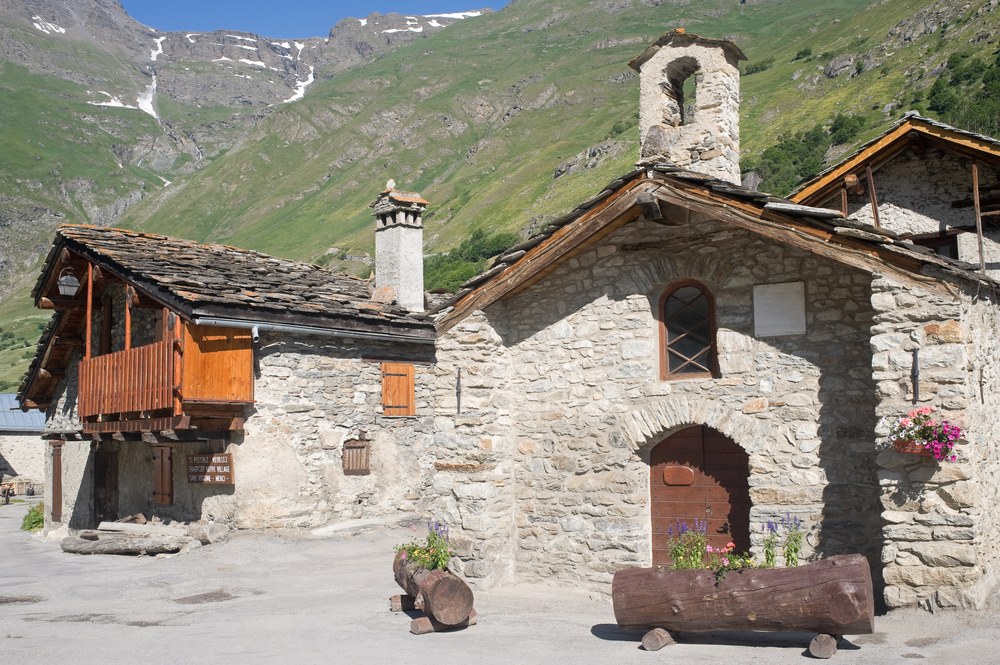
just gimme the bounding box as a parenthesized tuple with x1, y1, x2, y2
(1, 499, 998, 664)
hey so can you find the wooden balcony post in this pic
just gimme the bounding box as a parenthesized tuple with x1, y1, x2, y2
(85, 263, 93, 360)
(124, 286, 133, 351)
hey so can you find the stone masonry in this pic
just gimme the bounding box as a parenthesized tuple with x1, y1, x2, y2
(634, 37, 743, 184)
(871, 276, 1000, 608)
(433, 216, 885, 593)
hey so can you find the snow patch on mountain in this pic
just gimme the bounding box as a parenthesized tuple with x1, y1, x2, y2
(150, 36, 166, 61)
(32, 16, 66, 35)
(282, 65, 315, 103)
(137, 75, 159, 119)
(424, 11, 482, 19)
(88, 91, 138, 110)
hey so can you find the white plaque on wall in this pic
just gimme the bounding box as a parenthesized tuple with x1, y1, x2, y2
(753, 281, 806, 337)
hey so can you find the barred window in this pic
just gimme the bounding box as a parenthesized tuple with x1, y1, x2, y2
(343, 440, 371, 476)
(661, 282, 716, 378)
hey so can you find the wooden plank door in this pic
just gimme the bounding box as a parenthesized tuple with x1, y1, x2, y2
(650, 425, 751, 565)
(93, 449, 119, 525)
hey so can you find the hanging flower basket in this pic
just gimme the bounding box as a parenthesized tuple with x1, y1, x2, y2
(892, 439, 932, 456)
(880, 407, 961, 462)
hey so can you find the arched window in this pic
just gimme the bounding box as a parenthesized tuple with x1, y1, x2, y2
(660, 281, 716, 379)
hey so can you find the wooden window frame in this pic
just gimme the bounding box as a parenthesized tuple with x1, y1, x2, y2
(381, 362, 415, 417)
(658, 280, 718, 380)
(152, 445, 174, 506)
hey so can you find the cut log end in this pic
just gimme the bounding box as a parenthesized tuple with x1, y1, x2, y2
(641, 627, 676, 651)
(808, 634, 838, 659)
(409, 608, 478, 635)
(425, 575, 475, 626)
(390, 594, 416, 613)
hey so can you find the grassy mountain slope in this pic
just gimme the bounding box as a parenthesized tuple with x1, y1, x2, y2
(120, 0, 1000, 265)
(3, 0, 1000, 391)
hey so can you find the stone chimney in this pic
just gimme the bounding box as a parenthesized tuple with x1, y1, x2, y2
(371, 180, 428, 312)
(629, 29, 747, 185)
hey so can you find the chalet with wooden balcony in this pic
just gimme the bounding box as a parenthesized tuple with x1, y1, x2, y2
(20, 225, 434, 438)
(18, 219, 435, 531)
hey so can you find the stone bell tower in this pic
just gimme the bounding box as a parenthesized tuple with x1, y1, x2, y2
(371, 180, 428, 312)
(629, 29, 747, 185)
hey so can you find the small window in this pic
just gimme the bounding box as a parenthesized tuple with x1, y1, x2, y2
(381, 362, 415, 416)
(343, 440, 371, 476)
(660, 282, 716, 378)
(910, 233, 959, 260)
(153, 446, 173, 506)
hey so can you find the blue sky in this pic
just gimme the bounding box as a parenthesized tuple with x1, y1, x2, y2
(121, 1, 507, 38)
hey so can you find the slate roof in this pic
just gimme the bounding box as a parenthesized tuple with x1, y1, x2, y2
(38, 225, 434, 340)
(0, 394, 44, 432)
(628, 29, 747, 71)
(432, 162, 999, 330)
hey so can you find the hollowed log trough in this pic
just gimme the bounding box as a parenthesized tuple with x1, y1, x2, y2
(392, 551, 476, 634)
(612, 554, 874, 658)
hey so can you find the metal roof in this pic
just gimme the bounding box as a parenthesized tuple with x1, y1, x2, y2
(0, 394, 44, 432)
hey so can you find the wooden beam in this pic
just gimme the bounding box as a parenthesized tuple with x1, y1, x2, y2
(973, 162, 986, 274)
(865, 164, 881, 229)
(844, 173, 865, 196)
(38, 296, 85, 311)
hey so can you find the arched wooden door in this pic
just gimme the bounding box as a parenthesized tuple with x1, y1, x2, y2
(650, 425, 750, 565)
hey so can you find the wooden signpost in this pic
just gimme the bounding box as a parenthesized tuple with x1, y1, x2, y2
(187, 453, 234, 484)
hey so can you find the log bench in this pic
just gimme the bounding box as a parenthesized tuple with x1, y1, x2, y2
(612, 554, 875, 658)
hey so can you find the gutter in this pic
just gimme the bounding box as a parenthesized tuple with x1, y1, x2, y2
(191, 316, 437, 345)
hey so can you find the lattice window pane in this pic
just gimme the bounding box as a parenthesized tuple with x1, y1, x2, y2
(664, 284, 715, 377)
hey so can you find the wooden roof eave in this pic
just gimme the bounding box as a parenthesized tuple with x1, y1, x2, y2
(435, 176, 651, 332)
(793, 119, 1000, 206)
(435, 174, 972, 333)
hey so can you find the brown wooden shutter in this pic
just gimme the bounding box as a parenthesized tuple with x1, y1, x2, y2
(343, 440, 371, 476)
(153, 446, 174, 506)
(381, 362, 415, 416)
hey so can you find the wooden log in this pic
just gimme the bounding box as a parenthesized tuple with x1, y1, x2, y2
(809, 634, 838, 659)
(409, 608, 478, 635)
(390, 594, 416, 612)
(393, 551, 474, 626)
(61, 534, 195, 555)
(641, 627, 675, 651)
(612, 554, 874, 636)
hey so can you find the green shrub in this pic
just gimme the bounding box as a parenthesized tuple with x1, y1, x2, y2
(793, 48, 812, 61)
(424, 228, 518, 292)
(21, 503, 44, 531)
(743, 57, 775, 75)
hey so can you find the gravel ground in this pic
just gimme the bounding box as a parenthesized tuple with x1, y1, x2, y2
(2, 500, 998, 664)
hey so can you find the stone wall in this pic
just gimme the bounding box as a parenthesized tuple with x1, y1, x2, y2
(961, 286, 1000, 607)
(45, 439, 93, 533)
(0, 433, 44, 484)
(442, 217, 882, 592)
(869, 276, 997, 608)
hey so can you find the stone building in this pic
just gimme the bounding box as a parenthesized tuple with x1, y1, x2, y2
(17, 30, 1000, 611)
(0, 393, 45, 492)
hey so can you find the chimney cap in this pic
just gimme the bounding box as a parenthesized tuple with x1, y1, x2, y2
(628, 29, 747, 72)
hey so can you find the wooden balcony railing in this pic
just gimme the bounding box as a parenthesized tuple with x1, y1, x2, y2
(78, 339, 174, 420)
